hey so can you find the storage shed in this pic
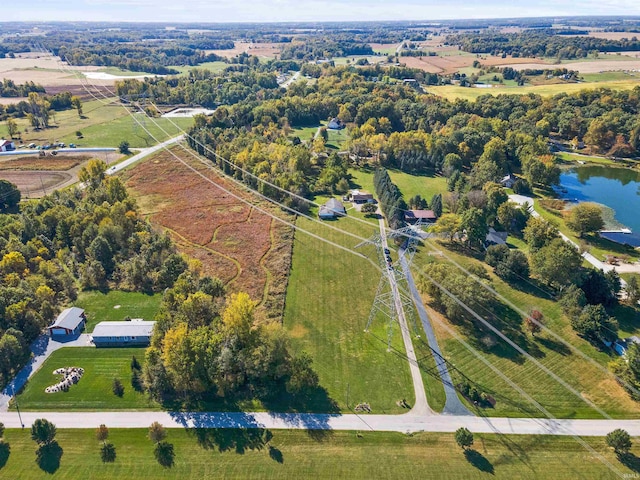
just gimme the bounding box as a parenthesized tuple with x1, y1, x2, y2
(48, 307, 86, 337)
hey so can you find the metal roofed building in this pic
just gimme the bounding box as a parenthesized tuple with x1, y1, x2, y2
(48, 307, 86, 337)
(319, 198, 346, 219)
(91, 320, 156, 347)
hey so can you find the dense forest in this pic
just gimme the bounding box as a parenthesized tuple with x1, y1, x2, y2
(446, 29, 640, 59)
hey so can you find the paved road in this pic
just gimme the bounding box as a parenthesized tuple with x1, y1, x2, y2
(0, 334, 93, 412)
(4, 409, 640, 437)
(378, 218, 431, 416)
(106, 134, 184, 175)
(280, 71, 301, 89)
(398, 243, 473, 416)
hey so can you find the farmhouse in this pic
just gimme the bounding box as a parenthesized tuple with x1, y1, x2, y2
(327, 117, 345, 130)
(485, 227, 508, 247)
(0, 140, 15, 152)
(91, 320, 156, 347)
(500, 174, 517, 188)
(350, 190, 374, 204)
(319, 198, 346, 220)
(48, 307, 86, 337)
(405, 209, 437, 224)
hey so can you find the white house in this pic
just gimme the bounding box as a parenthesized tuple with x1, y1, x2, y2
(0, 140, 15, 152)
(319, 198, 346, 220)
(92, 320, 156, 347)
(48, 307, 86, 337)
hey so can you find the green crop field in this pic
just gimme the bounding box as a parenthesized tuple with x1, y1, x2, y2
(411, 240, 640, 419)
(75, 290, 162, 332)
(0, 428, 635, 479)
(170, 61, 230, 75)
(14, 348, 158, 411)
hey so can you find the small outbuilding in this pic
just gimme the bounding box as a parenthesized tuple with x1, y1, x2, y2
(405, 209, 437, 224)
(48, 307, 86, 337)
(319, 198, 346, 220)
(91, 320, 156, 347)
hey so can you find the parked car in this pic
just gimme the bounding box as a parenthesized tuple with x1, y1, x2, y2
(383, 248, 390, 255)
(28, 143, 36, 148)
(42, 144, 51, 150)
(69, 143, 76, 148)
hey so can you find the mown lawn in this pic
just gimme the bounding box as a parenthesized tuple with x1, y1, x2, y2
(15, 348, 158, 411)
(0, 428, 635, 479)
(75, 290, 162, 332)
(411, 240, 640, 419)
(349, 167, 447, 203)
(58, 115, 193, 148)
(284, 215, 418, 414)
(3, 98, 193, 149)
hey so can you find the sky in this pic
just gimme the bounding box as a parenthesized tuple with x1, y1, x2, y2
(4, 0, 640, 23)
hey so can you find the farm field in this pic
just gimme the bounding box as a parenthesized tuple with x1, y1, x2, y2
(75, 290, 162, 332)
(411, 239, 640, 419)
(0, 155, 88, 171)
(428, 78, 640, 101)
(0, 170, 72, 198)
(0, 428, 637, 479)
(122, 148, 293, 320)
(14, 348, 158, 411)
(207, 41, 283, 59)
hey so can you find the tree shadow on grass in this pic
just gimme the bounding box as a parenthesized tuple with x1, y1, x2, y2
(36, 441, 63, 474)
(619, 452, 640, 473)
(192, 427, 270, 454)
(536, 336, 571, 356)
(464, 449, 494, 474)
(268, 445, 284, 463)
(0, 442, 10, 469)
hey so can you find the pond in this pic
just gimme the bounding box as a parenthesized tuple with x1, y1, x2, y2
(558, 166, 640, 247)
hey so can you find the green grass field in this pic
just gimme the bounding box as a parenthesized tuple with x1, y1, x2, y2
(0, 428, 635, 479)
(75, 290, 162, 332)
(170, 61, 230, 75)
(3, 98, 193, 148)
(349, 168, 447, 203)
(284, 215, 417, 414)
(411, 240, 640, 419)
(15, 348, 158, 411)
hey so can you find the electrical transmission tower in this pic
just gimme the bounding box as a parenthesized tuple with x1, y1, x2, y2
(356, 224, 423, 351)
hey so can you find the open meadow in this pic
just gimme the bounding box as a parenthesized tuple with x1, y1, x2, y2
(122, 148, 294, 320)
(0, 428, 637, 479)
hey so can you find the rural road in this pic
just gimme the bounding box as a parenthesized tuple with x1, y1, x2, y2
(377, 217, 431, 417)
(4, 409, 640, 437)
(107, 134, 185, 175)
(398, 241, 473, 416)
(280, 71, 301, 89)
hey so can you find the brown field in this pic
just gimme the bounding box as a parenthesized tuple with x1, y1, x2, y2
(0, 170, 71, 196)
(123, 148, 293, 319)
(507, 59, 640, 73)
(585, 31, 640, 41)
(0, 154, 88, 171)
(208, 41, 283, 59)
(0, 96, 27, 105)
(401, 51, 547, 74)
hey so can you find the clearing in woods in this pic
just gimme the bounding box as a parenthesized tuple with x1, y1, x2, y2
(123, 148, 293, 320)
